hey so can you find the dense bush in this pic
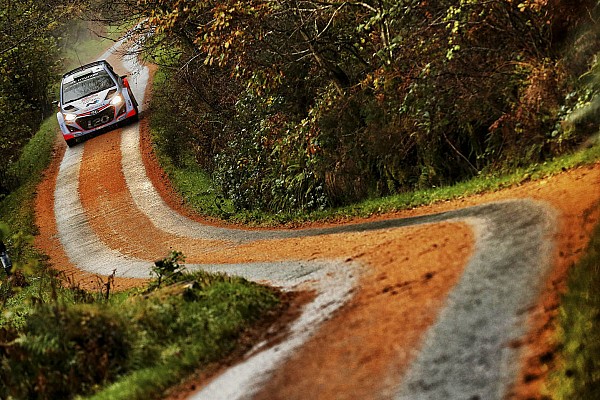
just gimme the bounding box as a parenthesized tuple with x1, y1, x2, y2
(0, 305, 131, 400)
(0, 269, 281, 400)
(131, 1, 600, 212)
(0, 0, 83, 195)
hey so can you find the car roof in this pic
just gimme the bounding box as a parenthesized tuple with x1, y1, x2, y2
(62, 60, 115, 84)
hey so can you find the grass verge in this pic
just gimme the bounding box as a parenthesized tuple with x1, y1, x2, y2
(83, 272, 281, 400)
(0, 116, 57, 240)
(2, 269, 282, 400)
(545, 219, 600, 399)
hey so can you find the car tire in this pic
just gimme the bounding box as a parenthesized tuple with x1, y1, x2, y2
(131, 104, 140, 123)
(66, 138, 77, 147)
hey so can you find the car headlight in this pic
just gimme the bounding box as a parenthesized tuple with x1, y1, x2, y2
(110, 94, 124, 106)
(64, 113, 77, 122)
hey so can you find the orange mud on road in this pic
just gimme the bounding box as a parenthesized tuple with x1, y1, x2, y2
(34, 57, 600, 399)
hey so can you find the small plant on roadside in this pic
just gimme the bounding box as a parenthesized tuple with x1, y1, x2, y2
(1, 266, 283, 400)
(151, 250, 186, 288)
(97, 269, 116, 301)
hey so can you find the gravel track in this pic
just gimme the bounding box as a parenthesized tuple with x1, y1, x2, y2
(52, 37, 561, 399)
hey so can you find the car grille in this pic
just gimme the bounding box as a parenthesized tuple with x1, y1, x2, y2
(76, 107, 115, 130)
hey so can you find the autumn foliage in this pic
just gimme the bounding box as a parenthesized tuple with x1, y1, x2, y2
(0, 1, 83, 194)
(115, 0, 599, 211)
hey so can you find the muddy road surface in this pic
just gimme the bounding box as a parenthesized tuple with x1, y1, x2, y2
(34, 38, 600, 399)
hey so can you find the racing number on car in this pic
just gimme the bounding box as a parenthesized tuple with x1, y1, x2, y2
(86, 115, 111, 129)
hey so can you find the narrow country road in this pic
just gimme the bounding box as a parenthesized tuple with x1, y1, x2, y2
(35, 37, 600, 399)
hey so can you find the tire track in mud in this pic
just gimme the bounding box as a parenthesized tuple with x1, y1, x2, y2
(49, 38, 567, 399)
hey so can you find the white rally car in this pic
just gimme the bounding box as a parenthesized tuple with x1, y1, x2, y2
(56, 60, 139, 147)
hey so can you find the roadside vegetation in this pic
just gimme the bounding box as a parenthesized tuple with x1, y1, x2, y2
(0, 5, 283, 399)
(0, 113, 283, 400)
(546, 221, 600, 398)
(0, 1, 71, 196)
(60, 22, 126, 71)
(1, 247, 281, 400)
(151, 113, 600, 226)
(1, 0, 599, 399)
(128, 0, 600, 216)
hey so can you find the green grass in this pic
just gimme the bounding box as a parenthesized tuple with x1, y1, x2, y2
(0, 116, 57, 238)
(152, 131, 600, 226)
(83, 273, 280, 400)
(155, 151, 236, 219)
(1, 270, 281, 400)
(545, 219, 600, 399)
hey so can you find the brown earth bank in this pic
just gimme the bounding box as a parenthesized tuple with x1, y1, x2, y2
(33, 54, 600, 399)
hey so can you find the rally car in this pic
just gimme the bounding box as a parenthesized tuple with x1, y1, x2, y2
(56, 60, 139, 147)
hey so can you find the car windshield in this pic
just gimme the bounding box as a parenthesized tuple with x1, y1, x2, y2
(62, 70, 115, 104)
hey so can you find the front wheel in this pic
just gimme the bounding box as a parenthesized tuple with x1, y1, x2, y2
(130, 104, 140, 123)
(128, 87, 139, 109)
